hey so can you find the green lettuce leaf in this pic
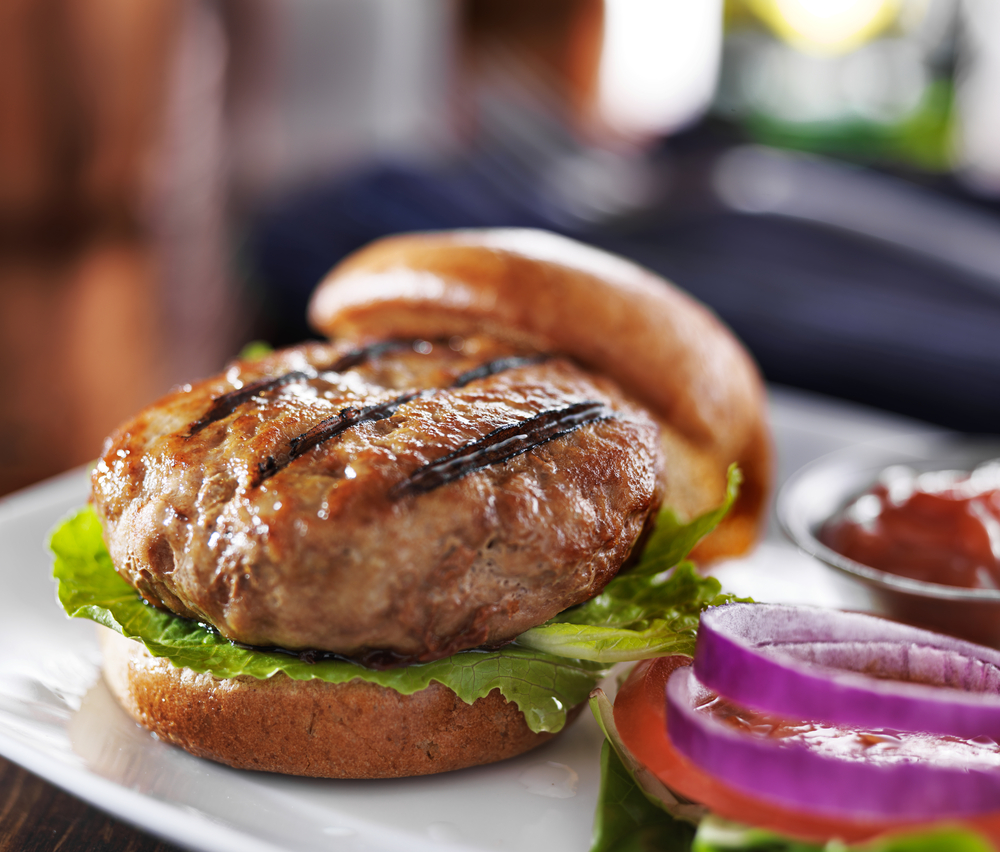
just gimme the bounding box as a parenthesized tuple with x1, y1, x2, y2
(591, 739, 696, 852)
(517, 467, 747, 662)
(50, 469, 738, 736)
(237, 340, 274, 361)
(629, 465, 741, 578)
(589, 687, 708, 830)
(693, 817, 995, 852)
(51, 508, 602, 734)
(516, 563, 739, 661)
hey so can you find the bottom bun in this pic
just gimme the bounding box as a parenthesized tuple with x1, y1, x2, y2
(99, 627, 577, 778)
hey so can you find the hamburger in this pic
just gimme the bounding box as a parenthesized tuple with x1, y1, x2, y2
(52, 229, 771, 778)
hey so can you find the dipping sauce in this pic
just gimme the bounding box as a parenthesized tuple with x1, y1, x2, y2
(820, 462, 1000, 590)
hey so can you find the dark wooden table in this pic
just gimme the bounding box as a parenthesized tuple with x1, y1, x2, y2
(0, 756, 187, 852)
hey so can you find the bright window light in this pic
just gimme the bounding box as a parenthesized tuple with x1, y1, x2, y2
(752, 0, 901, 55)
(598, 0, 723, 137)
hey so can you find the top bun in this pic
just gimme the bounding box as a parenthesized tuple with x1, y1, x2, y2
(309, 229, 771, 560)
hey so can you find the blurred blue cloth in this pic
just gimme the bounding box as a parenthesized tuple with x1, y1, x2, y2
(251, 157, 558, 338)
(249, 156, 1000, 434)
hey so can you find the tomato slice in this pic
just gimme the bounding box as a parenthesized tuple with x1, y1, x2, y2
(614, 657, 1000, 846)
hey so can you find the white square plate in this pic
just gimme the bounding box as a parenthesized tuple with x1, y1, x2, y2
(0, 388, 938, 851)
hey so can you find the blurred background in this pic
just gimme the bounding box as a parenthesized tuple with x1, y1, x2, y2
(2, 0, 999, 497)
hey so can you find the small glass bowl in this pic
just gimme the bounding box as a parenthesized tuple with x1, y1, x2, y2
(777, 437, 1000, 648)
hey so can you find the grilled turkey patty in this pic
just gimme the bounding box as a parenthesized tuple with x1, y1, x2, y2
(91, 335, 664, 662)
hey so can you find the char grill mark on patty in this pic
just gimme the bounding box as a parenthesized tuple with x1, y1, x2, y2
(451, 354, 549, 388)
(255, 390, 426, 484)
(185, 339, 417, 437)
(252, 352, 560, 486)
(326, 339, 415, 372)
(394, 400, 615, 497)
(187, 370, 314, 436)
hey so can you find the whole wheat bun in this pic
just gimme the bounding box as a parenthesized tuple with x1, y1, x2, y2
(310, 228, 771, 560)
(100, 628, 573, 778)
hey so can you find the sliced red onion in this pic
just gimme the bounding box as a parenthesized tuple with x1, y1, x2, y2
(667, 666, 1000, 819)
(694, 603, 1000, 739)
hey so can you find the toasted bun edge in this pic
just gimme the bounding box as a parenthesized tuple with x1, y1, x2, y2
(99, 627, 576, 778)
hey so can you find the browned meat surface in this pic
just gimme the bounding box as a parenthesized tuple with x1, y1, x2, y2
(91, 335, 663, 661)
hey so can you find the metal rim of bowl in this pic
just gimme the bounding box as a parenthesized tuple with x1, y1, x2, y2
(777, 438, 1000, 604)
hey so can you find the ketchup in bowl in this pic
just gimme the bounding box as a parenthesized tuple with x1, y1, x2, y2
(820, 461, 1000, 590)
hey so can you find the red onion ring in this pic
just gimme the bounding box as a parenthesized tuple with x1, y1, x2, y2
(666, 665, 1000, 819)
(694, 603, 1000, 739)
